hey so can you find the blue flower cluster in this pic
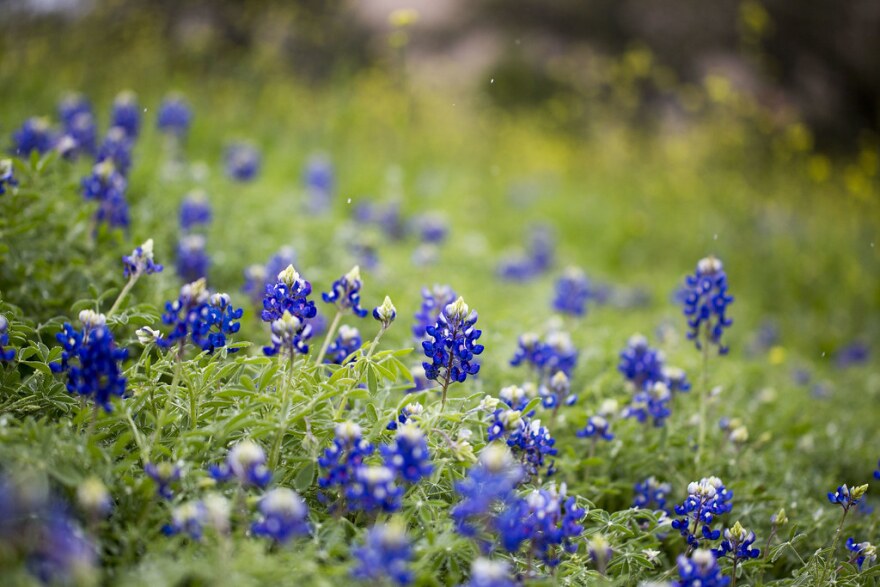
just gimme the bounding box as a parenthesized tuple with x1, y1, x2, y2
(261, 265, 318, 323)
(0, 315, 15, 361)
(97, 126, 133, 176)
(714, 522, 760, 561)
(512, 485, 585, 566)
(209, 440, 273, 488)
(59, 98, 97, 159)
(827, 483, 868, 512)
(682, 256, 734, 353)
(497, 224, 555, 282)
(180, 191, 212, 231)
(252, 488, 310, 544)
(122, 238, 163, 279)
(145, 462, 181, 500)
(671, 477, 734, 548)
(452, 445, 524, 539)
(632, 476, 672, 514)
(325, 325, 362, 364)
(380, 424, 433, 483)
(510, 330, 578, 381)
(158, 280, 243, 354)
(0, 159, 17, 195)
(552, 267, 591, 316)
(81, 160, 130, 230)
(242, 247, 296, 303)
(111, 91, 141, 138)
(487, 409, 557, 480)
(322, 266, 368, 317)
(462, 558, 516, 587)
(618, 333, 665, 388)
(618, 334, 690, 427)
(386, 402, 424, 430)
(303, 154, 334, 212)
(12, 117, 55, 156)
(539, 370, 578, 409)
(352, 522, 413, 586)
(175, 235, 209, 282)
(422, 296, 484, 389)
(51, 311, 128, 412)
(846, 537, 877, 570)
(676, 549, 729, 587)
(577, 415, 614, 442)
(157, 95, 192, 136)
(225, 142, 261, 181)
(317, 422, 381, 511)
(263, 311, 313, 358)
(413, 284, 457, 341)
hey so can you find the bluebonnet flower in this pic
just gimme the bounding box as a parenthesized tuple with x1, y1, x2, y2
(164, 501, 207, 539)
(386, 402, 425, 431)
(263, 311, 312, 357)
(552, 267, 591, 316)
(346, 465, 403, 513)
(529, 224, 555, 272)
(381, 424, 433, 483)
(318, 422, 376, 507)
(252, 488, 310, 544)
(304, 154, 334, 212)
(58, 93, 92, 126)
(97, 126, 133, 176)
(225, 142, 261, 181)
(452, 445, 524, 538)
(497, 252, 539, 281)
(523, 484, 585, 565)
(354, 200, 405, 240)
(412, 212, 448, 244)
(0, 315, 15, 361)
(498, 384, 533, 412)
(413, 284, 457, 342)
(325, 324, 362, 364)
(111, 91, 141, 138)
(157, 95, 192, 136)
(51, 311, 128, 412)
(145, 462, 181, 499)
(828, 484, 868, 512)
(262, 265, 318, 324)
(30, 511, 98, 585)
(619, 334, 666, 389)
(176, 234, 209, 282)
(577, 415, 614, 442)
(663, 366, 692, 393)
(671, 477, 734, 549)
(65, 112, 98, 158)
(179, 191, 212, 231)
(835, 341, 869, 369)
(463, 558, 516, 587)
(158, 279, 243, 354)
(82, 159, 126, 201)
(676, 549, 729, 587)
(76, 477, 111, 517)
(0, 159, 17, 195)
(714, 521, 759, 561)
(95, 190, 130, 230)
(209, 440, 272, 488)
(507, 415, 558, 480)
(846, 538, 877, 570)
(122, 238, 163, 278)
(623, 381, 673, 427)
(373, 296, 397, 330)
(407, 364, 431, 393)
(682, 256, 734, 353)
(588, 534, 613, 575)
(323, 266, 368, 318)
(510, 331, 578, 381)
(496, 224, 556, 282)
(633, 477, 672, 513)
(11, 117, 55, 156)
(422, 297, 484, 404)
(539, 370, 577, 409)
(352, 521, 413, 585)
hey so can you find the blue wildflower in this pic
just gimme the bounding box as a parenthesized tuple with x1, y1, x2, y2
(122, 238, 163, 279)
(623, 381, 673, 427)
(412, 212, 448, 244)
(552, 267, 591, 316)
(179, 191, 212, 231)
(144, 462, 181, 500)
(587, 534, 613, 575)
(318, 422, 376, 509)
(158, 280, 243, 354)
(386, 402, 425, 431)
(323, 266, 368, 318)
(539, 370, 577, 409)
(874, 460, 879, 480)
(252, 488, 310, 544)
(209, 440, 272, 488)
(619, 334, 666, 389)
(462, 558, 516, 587)
(97, 126, 133, 176)
(11, 117, 55, 156)
(577, 415, 614, 442)
(29, 511, 98, 584)
(671, 477, 733, 549)
(422, 296, 484, 405)
(504, 412, 558, 480)
(714, 521, 760, 561)
(225, 142, 261, 181)
(676, 549, 730, 587)
(264, 311, 313, 358)
(828, 483, 868, 512)
(407, 364, 431, 393)
(58, 93, 92, 126)
(682, 256, 734, 353)
(176, 235, 209, 282)
(76, 477, 112, 517)
(354, 200, 405, 240)
(520, 484, 585, 565)
(0, 315, 15, 361)
(325, 324, 362, 364)
(157, 95, 192, 135)
(0, 159, 17, 196)
(498, 384, 534, 412)
(164, 501, 207, 540)
(111, 91, 141, 138)
(373, 296, 397, 330)
(510, 330, 578, 381)
(65, 112, 98, 158)
(633, 477, 672, 513)
(381, 423, 433, 484)
(452, 445, 524, 538)
(261, 265, 318, 324)
(664, 366, 692, 393)
(413, 284, 457, 342)
(304, 154, 334, 212)
(345, 465, 403, 513)
(352, 522, 413, 585)
(846, 537, 877, 570)
(835, 341, 869, 369)
(82, 160, 126, 201)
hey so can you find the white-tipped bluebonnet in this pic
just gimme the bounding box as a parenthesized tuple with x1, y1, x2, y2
(452, 444, 524, 538)
(412, 212, 448, 244)
(663, 366, 692, 393)
(176, 234, 209, 282)
(97, 126, 133, 176)
(303, 154, 334, 212)
(633, 477, 672, 514)
(352, 521, 413, 585)
(345, 465, 403, 513)
(846, 538, 877, 570)
(413, 284, 457, 342)
(252, 488, 310, 544)
(577, 415, 614, 442)
(714, 521, 759, 561)
(325, 324, 362, 364)
(145, 462, 181, 499)
(588, 534, 613, 575)
(682, 256, 734, 353)
(122, 238, 163, 279)
(676, 549, 729, 587)
(323, 266, 368, 317)
(50, 314, 128, 412)
(264, 311, 312, 358)
(0, 159, 17, 196)
(827, 483, 868, 512)
(671, 477, 733, 549)
(0, 315, 15, 361)
(623, 381, 673, 427)
(76, 477, 111, 517)
(58, 93, 91, 126)
(179, 190, 212, 231)
(386, 402, 425, 431)
(489, 411, 557, 480)
(619, 334, 666, 389)
(30, 511, 98, 585)
(65, 112, 98, 158)
(225, 142, 261, 181)
(373, 296, 397, 329)
(318, 422, 377, 509)
(157, 95, 192, 136)
(498, 384, 533, 412)
(462, 558, 516, 587)
(539, 370, 577, 409)
(552, 267, 591, 316)
(381, 424, 433, 484)
(112, 91, 141, 138)
(209, 440, 272, 488)
(81, 159, 130, 229)
(510, 331, 578, 382)
(422, 297, 484, 394)
(164, 501, 207, 540)
(262, 265, 318, 324)
(11, 117, 55, 156)
(158, 279, 243, 354)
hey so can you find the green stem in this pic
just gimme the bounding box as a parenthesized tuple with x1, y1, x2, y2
(695, 325, 711, 468)
(334, 327, 385, 419)
(125, 408, 149, 465)
(106, 275, 139, 318)
(315, 310, 343, 365)
(731, 557, 738, 587)
(820, 508, 849, 585)
(270, 354, 296, 469)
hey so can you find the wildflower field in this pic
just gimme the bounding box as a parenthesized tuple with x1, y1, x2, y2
(1, 15, 879, 587)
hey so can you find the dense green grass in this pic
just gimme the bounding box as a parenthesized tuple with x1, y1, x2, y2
(0, 38, 878, 586)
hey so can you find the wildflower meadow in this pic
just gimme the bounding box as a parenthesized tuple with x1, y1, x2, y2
(0, 3, 879, 586)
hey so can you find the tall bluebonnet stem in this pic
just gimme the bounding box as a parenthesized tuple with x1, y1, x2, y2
(822, 483, 869, 583)
(108, 238, 163, 317)
(671, 477, 733, 549)
(351, 521, 413, 585)
(317, 266, 367, 364)
(682, 256, 733, 467)
(422, 296, 484, 408)
(714, 521, 759, 587)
